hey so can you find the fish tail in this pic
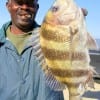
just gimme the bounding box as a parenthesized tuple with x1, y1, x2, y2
(69, 95, 82, 100)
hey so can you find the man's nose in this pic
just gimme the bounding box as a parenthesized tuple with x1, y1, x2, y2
(20, 4, 29, 10)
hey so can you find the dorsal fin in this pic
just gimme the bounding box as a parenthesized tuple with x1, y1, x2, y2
(86, 32, 98, 50)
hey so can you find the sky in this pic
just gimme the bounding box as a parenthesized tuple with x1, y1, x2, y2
(0, 0, 100, 39)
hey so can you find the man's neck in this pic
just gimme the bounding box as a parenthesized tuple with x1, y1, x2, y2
(10, 25, 26, 35)
(10, 21, 40, 35)
(10, 25, 34, 35)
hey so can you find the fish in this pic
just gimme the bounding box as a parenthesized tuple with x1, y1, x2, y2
(39, 0, 98, 100)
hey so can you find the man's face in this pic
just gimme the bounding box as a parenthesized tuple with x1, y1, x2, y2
(6, 0, 39, 31)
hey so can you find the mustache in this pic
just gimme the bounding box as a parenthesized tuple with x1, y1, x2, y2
(17, 9, 32, 15)
(17, 10, 36, 19)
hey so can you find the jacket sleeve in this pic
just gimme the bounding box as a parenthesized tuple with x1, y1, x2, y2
(35, 66, 64, 100)
(45, 85, 64, 100)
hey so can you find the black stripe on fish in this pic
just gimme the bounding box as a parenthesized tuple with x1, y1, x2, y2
(41, 26, 70, 43)
(42, 47, 86, 60)
(63, 81, 82, 88)
(50, 68, 89, 77)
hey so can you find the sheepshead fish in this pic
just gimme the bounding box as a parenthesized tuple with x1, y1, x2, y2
(40, 0, 98, 100)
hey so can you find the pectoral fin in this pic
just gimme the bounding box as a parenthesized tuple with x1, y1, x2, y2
(45, 68, 66, 91)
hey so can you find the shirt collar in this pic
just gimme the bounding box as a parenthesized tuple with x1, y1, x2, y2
(0, 21, 40, 44)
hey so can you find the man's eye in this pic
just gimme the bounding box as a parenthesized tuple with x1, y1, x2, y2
(15, 1, 34, 6)
(51, 6, 59, 12)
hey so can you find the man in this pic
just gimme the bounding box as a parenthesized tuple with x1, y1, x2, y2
(0, 0, 87, 100)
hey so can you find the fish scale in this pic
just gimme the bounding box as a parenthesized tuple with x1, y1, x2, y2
(40, 0, 98, 100)
(40, 23, 89, 98)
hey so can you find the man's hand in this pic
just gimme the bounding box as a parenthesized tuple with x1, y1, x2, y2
(81, 8, 88, 16)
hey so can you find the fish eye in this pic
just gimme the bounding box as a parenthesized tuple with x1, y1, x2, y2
(51, 6, 59, 12)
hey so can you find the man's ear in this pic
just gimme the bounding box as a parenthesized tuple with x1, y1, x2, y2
(6, 1, 11, 12)
(81, 8, 88, 17)
(36, 3, 39, 11)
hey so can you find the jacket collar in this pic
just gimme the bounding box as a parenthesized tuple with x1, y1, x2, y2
(0, 21, 11, 43)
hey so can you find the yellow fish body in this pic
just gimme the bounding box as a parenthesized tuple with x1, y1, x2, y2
(40, 0, 98, 99)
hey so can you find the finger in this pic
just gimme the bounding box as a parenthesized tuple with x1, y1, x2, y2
(81, 8, 88, 16)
